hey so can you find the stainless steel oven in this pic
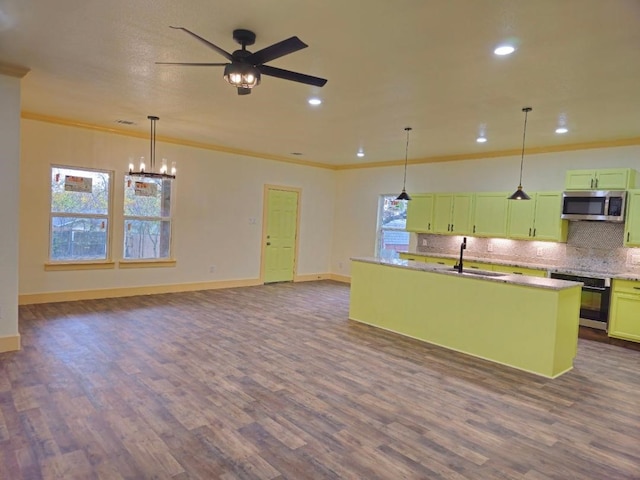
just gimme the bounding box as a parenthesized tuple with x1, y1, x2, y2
(549, 272, 611, 330)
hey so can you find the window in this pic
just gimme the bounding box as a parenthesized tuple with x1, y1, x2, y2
(376, 194, 409, 259)
(50, 166, 112, 262)
(123, 176, 173, 260)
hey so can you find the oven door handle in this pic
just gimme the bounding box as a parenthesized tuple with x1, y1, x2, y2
(582, 286, 609, 292)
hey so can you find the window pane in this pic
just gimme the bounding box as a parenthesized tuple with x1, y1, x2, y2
(123, 219, 171, 259)
(379, 230, 410, 259)
(50, 217, 108, 261)
(376, 195, 409, 258)
(51, 167, 110, 215)
(124, 177, 172, 217)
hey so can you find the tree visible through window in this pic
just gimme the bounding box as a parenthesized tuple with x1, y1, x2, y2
(123, 176, 173, 259)
(50, 166, 111, 262)
(376, 194, 409, 259)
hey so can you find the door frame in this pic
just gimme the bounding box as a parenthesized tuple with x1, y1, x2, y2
(260, 184, 302, 284)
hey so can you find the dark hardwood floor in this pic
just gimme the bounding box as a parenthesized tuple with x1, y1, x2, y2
(2, 281, 639, 479)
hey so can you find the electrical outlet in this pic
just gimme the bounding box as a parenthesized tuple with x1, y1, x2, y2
(487, 243, 494, 252)
(249, 217, 257, 225)
(421, 239, 428, 246)
(209, 265, 216, 273)
(632, 255, 640, 265)
(536, 248, 544, 257)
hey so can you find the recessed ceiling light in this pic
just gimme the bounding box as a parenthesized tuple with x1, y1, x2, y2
(476, 136, 487, 143)
(115, 119, 135, 125)
(291, 152, 303, 156)
(357, 150, 365, 157)
(308, 98, 322, 106)
(494, 45, 515, 56)
(555, 127, 569, 134)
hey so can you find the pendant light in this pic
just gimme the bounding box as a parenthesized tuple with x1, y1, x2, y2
(396, 127, 412, 201)
(128, 116, 176, 179)
(508, 107, 532, 200)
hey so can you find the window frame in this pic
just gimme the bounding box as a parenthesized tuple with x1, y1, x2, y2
(121, 174, 175, 263)
(47, 165, 114, 267)
(376, 194, 409, 259)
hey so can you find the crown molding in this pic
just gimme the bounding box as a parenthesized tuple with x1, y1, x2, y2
(0, 62, 30, 78)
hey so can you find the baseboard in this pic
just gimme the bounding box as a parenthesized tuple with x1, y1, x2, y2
(294, 273, 332, 282)
(329, 273, 351, 283)
(0, 334, 20, 353)
(19, 278, 263, 305)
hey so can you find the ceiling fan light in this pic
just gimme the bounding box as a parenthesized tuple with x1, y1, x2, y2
(224, 63, 261, 88)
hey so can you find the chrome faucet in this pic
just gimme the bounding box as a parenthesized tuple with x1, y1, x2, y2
(454, 237, 467, 273)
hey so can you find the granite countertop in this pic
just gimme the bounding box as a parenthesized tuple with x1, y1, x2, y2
(400, 251, 640, 282)
(352, 257, 583, 291)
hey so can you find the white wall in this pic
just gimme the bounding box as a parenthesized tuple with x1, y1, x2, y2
(0, 74, 21, 338)
(19, 119, 336, 295)
(331, 145, 640, 276)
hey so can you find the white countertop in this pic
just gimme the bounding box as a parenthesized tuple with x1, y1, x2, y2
(351, 257, 583, 291)
(400, 251, 640, 281)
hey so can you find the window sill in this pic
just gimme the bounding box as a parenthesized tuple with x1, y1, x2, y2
(45, 261, 116, 271)
(118, 259, 177, 269)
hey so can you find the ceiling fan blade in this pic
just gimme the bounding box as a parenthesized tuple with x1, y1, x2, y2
(155, 62, 228, 67)
(258, 65, 327, 87)
(169, 26, 233, 61)
(237, 87, 252, 95)
(246, 36, 308, 65)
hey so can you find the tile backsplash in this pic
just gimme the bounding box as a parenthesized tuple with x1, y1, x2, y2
(416, 222, 640, 274)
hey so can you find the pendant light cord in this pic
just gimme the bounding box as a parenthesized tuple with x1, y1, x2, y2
(518, 107, 532, 187)
(148, 115, 159, 172)
(402, 127, 412, 189)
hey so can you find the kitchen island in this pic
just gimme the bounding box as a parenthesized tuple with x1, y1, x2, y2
(349, 257, 582, 378)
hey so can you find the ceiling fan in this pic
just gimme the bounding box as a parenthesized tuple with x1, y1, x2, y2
(156, 26, 328, 95)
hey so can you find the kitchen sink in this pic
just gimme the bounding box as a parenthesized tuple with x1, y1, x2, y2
(451, 268, 507, 278)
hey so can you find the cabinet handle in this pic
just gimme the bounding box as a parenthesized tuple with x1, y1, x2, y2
(590, 178, 594, 188)
(634, 287, 640, 290)
(473, 225, 476, 233)
(528, 228, 532, 237)
(533, 228, 536, 237)
(451, 224, 454, 232)
(627, 232, 630, 242)
(428, 222, 431, 230)
(595, 178, 598, 188)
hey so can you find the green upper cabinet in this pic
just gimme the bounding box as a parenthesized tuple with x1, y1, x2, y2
(433, 193, 474, 235)
(507, 191, 568, 242)
(473, 192, 509, 237)
(624, 190, 640, 246)
(565, 168, 636, 190)
(405, 194, 434, 232)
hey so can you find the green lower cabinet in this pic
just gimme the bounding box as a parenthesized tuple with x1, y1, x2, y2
(609, 279, 640, 342)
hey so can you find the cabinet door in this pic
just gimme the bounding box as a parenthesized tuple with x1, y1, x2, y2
(450, 194, 474, 235)
(433, 194, 454, 234)
(473, 192, 509, 237)
(609, 292, 640, 342)
(565, 170, 596, 190)
(507, 196, 536, 239)
(405, 194, 434, 232)
(624, 190, 640, 246)
(595, 169, 630, 190)
(532, 192, 568, 242)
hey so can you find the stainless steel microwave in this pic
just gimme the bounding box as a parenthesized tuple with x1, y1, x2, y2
(561, 190, 626, 222)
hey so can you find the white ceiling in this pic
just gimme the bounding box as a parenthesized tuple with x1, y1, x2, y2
(2, 0, 640, 167)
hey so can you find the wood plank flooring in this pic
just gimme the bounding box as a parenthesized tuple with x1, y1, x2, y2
(2, 281, 639, 479)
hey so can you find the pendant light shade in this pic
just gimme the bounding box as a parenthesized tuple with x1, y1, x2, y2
(508, 107, 532, 200)
(396, 127, 412, 201)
